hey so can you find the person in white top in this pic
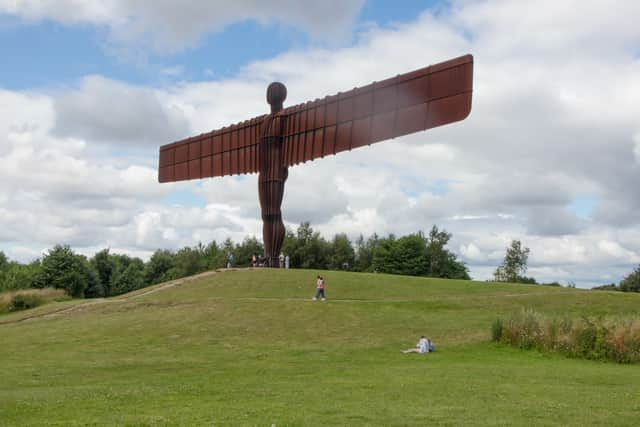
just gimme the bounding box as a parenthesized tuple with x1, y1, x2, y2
(402, 336, 430, 354)
(312, 275, 326, 301)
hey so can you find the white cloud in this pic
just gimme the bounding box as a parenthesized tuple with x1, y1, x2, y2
(52, 75, 191, 145)
(460, 242, 483, 261)
(597, 240, 637, 263)
(0, 0, 365, 53)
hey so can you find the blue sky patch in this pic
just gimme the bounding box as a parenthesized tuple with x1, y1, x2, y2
(0, 1, 444, 89)
(569, 194, 598, 219)
(163, 187, 207, 208)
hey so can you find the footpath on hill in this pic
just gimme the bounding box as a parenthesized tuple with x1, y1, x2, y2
(0, 270, 221, 325)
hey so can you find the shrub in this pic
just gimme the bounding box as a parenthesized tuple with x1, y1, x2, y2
(491, 318, 503, 342)
(9, 293, 44, 311)
(0, 261, 42, 292)
(491, 310, 640, 363)
(619, 265, 640, 292)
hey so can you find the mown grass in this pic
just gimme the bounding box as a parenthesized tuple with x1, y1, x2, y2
(1, 269, 639, 426)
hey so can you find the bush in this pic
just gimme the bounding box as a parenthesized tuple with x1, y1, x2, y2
(492, 310, 640, 363)
(10, 293, 44, 311)
(491, 318, 503, 342)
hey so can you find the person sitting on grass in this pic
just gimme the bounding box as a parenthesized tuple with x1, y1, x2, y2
(402, 336, 430, 354)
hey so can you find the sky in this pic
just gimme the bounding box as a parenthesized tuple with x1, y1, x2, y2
(1, 0, 639, 287)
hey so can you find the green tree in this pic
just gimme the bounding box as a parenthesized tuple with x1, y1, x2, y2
(368, 227, 469, 279)
(373, 234, 429, 276)
(173, 246, 207, 277)
(493, 240, 531, 283)
(144, 249, 176, 285)
(371, 235, 395, 273)
(83, 263, 103, 298)
(439, 252, 471, 280)
(111, 259, 145, 294)
(203, 241, 226, 270)
(328, 233, 355, 270)
(619, 265, 640, 292)
(283, 222, 329, 269)
(424, 226, 451, 276)
(281, 229, 297, 265)
(234, 237, 264, 267)
(354, 233, 380, 272)
(0, 251, 8, 271)
(90, 249, 114, 297)
(91, 252, 146, 297)
(423, 225, 470, 279)
(392, 234, 428, 276)
(36, 245, 91, 297)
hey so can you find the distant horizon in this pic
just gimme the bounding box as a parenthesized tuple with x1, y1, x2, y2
(0, 225, 620, 290)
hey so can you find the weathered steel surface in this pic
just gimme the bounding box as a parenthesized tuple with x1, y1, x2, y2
(158, 54, 473, 182)
(281, 54, 473, 166)
(158, 116, 265, 183)
(258, 82, 288, 267)
(158, 54, 474, 266)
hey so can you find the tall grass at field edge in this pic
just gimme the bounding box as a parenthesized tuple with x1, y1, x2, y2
(492, 308, 640, 363)
(0, 288, 69, 313)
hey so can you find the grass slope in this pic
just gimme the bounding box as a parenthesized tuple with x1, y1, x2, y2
(1, 270, 639, 426)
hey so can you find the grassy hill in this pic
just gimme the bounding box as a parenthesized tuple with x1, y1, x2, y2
(1, 269, 639, 426)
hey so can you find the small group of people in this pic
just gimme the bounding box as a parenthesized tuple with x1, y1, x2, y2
(249, 253, 289, 268)
(278, 252, 290, 268)
(402, 336, 436, 354)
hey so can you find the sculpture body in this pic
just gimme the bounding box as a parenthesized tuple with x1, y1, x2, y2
(158, 54, 474, 266)
(259, 83, 288, 266)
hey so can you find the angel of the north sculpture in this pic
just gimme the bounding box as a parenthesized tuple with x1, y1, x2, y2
(158, 54, 473, 267)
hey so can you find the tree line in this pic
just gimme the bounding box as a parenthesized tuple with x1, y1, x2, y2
(0, 223, 469, 297)
(2, 228, 638, 298)
(592, 265, 640, 292)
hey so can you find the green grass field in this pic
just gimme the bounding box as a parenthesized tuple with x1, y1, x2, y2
(1, 269, 639, 426)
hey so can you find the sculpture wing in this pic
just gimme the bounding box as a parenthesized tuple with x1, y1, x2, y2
(281, 54, 473, 167)
(158, 115, 266, 183)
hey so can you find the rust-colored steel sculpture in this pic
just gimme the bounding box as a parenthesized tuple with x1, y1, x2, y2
(158, 54, 474, 267)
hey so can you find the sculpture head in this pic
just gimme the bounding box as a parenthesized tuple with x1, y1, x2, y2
(267, 82, 287, 113)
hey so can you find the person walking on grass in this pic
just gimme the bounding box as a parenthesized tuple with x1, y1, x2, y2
(402, 336, 430, 354)
(313, 275, 326, 301)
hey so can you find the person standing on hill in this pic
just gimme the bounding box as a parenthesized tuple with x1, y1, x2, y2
(313, 275, 326, 301)
(227, 253, 233, 269)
